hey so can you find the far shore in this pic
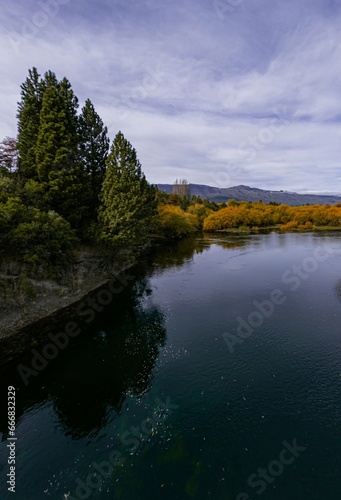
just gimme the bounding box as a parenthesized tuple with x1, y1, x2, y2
(212, 226, 341, 234)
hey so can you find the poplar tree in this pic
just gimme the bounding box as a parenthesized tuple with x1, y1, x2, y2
(78, 99, 109, 215)
(173, 179, 191, 210)
(99, 131, 157, 246)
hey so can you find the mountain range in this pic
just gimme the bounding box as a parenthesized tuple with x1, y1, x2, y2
(157, 184, 341, 206)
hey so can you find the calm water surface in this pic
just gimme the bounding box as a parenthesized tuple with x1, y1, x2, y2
(1, 232, 341, 499)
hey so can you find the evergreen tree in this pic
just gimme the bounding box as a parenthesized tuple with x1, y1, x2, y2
(35, 82, 78, 182)
(17, 68, 43, 181)
(35, 77, 89, 231)
(47, 167, 91, 230)
(59, 77, 79, 152)
(99, 131, 157, 247)
(40, 70, 59, 93)
(78, 99, 109, 215)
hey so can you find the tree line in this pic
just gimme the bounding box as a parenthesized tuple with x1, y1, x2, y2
(203, 200, 341, 231)
(0, 68, 160, 275)
(1, 68, 341, 278)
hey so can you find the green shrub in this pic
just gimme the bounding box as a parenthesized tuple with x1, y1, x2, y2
(0, 177, 19, 203)
(0, 197, 28, 234)
(8, 210, 77, 272)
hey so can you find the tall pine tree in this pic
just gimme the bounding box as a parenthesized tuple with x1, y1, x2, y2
(35, 77, 90, 231)
(17, 68, 43, 181)
(35, 81, 79, 182)
(78, 99, 109, 216)
(40, 70, 59, 92)
(99, 131, 157, 247)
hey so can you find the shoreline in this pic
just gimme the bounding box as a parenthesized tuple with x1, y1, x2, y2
(0, 250, 137, 366)
(211, 226, 341, 234)
(1, 228, 340, 366)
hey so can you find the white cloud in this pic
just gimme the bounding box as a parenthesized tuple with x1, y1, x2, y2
(0, 0, 340, 193)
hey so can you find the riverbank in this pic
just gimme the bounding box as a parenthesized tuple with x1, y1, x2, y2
(213, 225, 341, 234)
(0, 244, 138, 365)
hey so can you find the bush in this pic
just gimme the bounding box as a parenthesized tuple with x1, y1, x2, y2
(187, 203, 213, 227)
(0, 177, 19, 203)
(8, 210, 77, 273)
(21, 179, 48, 210)
(157, 204, 199, 238)
(0, 197, 28, 234)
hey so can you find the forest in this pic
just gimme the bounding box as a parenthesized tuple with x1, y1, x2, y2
(1, 68, 341, 281)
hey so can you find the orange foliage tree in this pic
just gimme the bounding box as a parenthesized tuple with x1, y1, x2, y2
(203, 201, 341, 232)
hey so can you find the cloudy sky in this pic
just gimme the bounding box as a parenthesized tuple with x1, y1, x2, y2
(1, 0, 341, 193)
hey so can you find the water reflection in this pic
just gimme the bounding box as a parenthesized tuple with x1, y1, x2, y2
(1, 232, 341, 499)
(0, 234, 259, 441)
(0, 277, 166, 440)
(51, 294, 167, 438)
(200, 233, 254, 250)
(148, 235, 207, 270)
(148, 233, 253, 271)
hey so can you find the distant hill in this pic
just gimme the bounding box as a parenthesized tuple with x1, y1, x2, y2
(157, 184, 341, 206)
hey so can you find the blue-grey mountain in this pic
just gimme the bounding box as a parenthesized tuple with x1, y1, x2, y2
(157, 184, 341, 205)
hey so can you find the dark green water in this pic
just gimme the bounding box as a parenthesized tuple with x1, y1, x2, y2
(1, 233, 341, 499)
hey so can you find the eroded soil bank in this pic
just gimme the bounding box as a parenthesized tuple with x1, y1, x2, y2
(0, 246, 138, 365)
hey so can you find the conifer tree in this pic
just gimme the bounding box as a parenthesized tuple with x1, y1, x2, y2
(99, 131, 157, 247)
(59, 76, 79, 152)
(47, 167, 91, 230)
(35, 77, 89, 230)
(40, 70, 59, 92)
(17, 68, 43, 181)
(35, 82, 78, 182)
(78, 99, 109, 215)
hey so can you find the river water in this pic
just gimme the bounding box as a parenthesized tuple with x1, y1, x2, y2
(0, 232, 341, 499)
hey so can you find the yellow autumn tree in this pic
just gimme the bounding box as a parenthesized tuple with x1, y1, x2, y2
(157, 204, 199, 238)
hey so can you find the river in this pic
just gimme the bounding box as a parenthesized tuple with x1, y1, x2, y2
(0, 232, 341, 499)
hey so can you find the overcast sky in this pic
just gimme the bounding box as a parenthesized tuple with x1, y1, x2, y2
(1, 0, 340, 193)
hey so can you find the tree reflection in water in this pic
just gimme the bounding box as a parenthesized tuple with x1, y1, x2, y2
(0, 234, 252, 440)
(0, 275, 167, 440)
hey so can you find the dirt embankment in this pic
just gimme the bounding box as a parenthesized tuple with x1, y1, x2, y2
(0, 246, 137, 365)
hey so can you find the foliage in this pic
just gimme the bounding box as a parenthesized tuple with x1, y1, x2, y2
(0, 198, 28, 234)
(21, 179, 48, 210)
(187, 203, 213, 227)
(157, 204, 199, 238)
(155, 189, 171, 205)
(0, 177, 19, 204)
(99, 131, 157, 247)
(8, 210, 77, 272)
(203, 201, 341, 231)
(46, 167, 91, 232)
(78, 99, 110, 215)
(17, 67, 43, 181)
(35, 82, 78, 182)
(227, 198, 239, 206)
